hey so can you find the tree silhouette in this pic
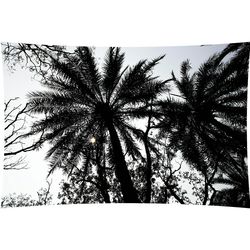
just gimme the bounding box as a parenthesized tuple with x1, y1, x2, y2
(27, 47, 167, 202)
(1, 181, 52, 208)
(156, 43, 249, 206)
(2, 42, 249, 206)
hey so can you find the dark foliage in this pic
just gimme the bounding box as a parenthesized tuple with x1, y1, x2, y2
(3, 42, 249, 207)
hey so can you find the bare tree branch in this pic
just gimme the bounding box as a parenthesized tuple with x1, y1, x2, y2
(4, 98, 45, 170)
(2, 42, 73, 82)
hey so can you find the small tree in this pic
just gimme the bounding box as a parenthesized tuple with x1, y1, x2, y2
(1, 181, 52, 208)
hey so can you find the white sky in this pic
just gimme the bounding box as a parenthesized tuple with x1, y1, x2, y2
(2, 44, 227, 202)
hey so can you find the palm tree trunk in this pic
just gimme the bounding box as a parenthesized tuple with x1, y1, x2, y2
(144, 109, 153, 203)
(106, 121, 140, 203)
(96, 158, 111, 203)
(144, 135, 152, 203)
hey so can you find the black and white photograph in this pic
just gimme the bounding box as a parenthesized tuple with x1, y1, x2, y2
(1, 42, 249, 208)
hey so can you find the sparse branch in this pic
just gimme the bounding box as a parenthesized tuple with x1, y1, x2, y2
(4, 130, 44, 156)
(2, 42, 72, 81)
(4, 156, 28, 170)
(158, 157, 185, 204)
(4, 98, 45, 170)
(37, 180, 52, 205)
(158, 172, 185, 204)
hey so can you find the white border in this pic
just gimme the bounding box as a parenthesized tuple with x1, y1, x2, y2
(0, 1, 250, 249)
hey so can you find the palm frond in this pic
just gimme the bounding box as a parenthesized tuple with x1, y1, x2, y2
(101, 47, 125, 103)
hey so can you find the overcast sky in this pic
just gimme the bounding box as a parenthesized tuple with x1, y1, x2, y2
(2, 44, 227, 201)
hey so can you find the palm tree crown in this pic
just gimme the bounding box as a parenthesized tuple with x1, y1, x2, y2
(157, 43, 249, 176)
(28, 47, 167, 202)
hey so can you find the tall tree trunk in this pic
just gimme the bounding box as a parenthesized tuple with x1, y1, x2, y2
(100, 186, 111, 203)
(106, 121, 140, 203)
(144, 109, 153, 203)
(98, 173, 111, 203)
(96, 152, 111, 203)
(203, 178, 209, 205)
(144, 135, 152, 203)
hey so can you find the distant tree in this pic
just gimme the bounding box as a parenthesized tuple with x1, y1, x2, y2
(1, 181, 52, 208)
(1, 194, 38, 207)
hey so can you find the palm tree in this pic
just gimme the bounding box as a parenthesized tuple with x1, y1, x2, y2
(156, 43, 249, 182)
(28, 47, 167, 203)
